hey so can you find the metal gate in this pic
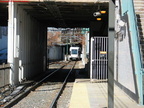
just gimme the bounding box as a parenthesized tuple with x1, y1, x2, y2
(90, 37, 108, 81)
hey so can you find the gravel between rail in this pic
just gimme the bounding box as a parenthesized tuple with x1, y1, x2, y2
(57, 82, 73, 108)
(11, 82, 74, 108)
(12, 82, 64, 108)
(11, 62, 76, 108)
(1, 61, 86, 108)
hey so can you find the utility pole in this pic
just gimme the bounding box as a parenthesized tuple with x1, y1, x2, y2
(66, 35, 68, 61)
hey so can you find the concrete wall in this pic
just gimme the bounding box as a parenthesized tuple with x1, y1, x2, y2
(114, 0, 139, 102)
(8, 3, 47, 85)
(48, 46, 63, 61)
(114, 26, 137, 93)
(114, 24, 139, 102)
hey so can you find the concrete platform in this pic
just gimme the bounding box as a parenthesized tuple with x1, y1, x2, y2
(69, 79, 144, 108)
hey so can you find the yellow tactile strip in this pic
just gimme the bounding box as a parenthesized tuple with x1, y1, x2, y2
(69, 83, 90, 108)
(69, 80, 144, 108)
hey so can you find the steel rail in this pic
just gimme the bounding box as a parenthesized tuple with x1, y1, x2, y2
(2, 62, 70, 108)
(49, 61, 76, 108)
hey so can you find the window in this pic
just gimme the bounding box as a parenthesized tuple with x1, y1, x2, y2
(71, 49, 77, 54)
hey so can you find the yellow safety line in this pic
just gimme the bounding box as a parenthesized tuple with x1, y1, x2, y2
(69, 83, 90, 108)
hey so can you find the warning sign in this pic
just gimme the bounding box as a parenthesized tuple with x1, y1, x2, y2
(100, 51, 107, 54)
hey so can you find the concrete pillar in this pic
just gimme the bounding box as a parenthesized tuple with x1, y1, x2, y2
(8, 2, 19, 85)
(108, 0, 115, 108)
(82, 45, 85, 65)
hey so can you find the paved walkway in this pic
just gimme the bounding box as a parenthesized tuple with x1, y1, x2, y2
(69, 79, 144, 108)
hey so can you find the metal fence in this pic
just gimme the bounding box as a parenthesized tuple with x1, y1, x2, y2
(0, 64, 11, 87)
(91, 37, 108, 81)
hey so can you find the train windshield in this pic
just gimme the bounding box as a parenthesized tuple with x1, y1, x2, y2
(71, 49, 78, 54)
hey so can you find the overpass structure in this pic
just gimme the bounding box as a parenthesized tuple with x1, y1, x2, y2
(0, 0, 109, 85)
(0, 0, 144, 107)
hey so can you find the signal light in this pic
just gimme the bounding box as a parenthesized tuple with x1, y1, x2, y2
(100, 10, 106, 14)
(96, 18, 102, 21)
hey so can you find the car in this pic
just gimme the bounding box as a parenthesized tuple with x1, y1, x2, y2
(0, 49, 7, 64)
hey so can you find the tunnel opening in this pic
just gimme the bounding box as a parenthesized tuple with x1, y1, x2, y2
(47, 27, 89, 62)
(43, 1, 109, 81)
(0, 1, 109, 85)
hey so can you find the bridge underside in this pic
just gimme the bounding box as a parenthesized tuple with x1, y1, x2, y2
(0, 1, 108, 28)
(0, 3, 8, 26)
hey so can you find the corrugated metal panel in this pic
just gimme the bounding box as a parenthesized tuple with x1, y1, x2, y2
(18, 8, 46, 79)
(0, 67, 10, 87)
(8, 3, 47, 84)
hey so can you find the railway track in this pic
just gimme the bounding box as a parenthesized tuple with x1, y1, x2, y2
(1, 61, 76, 108)
(49, 61, 76, 108)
